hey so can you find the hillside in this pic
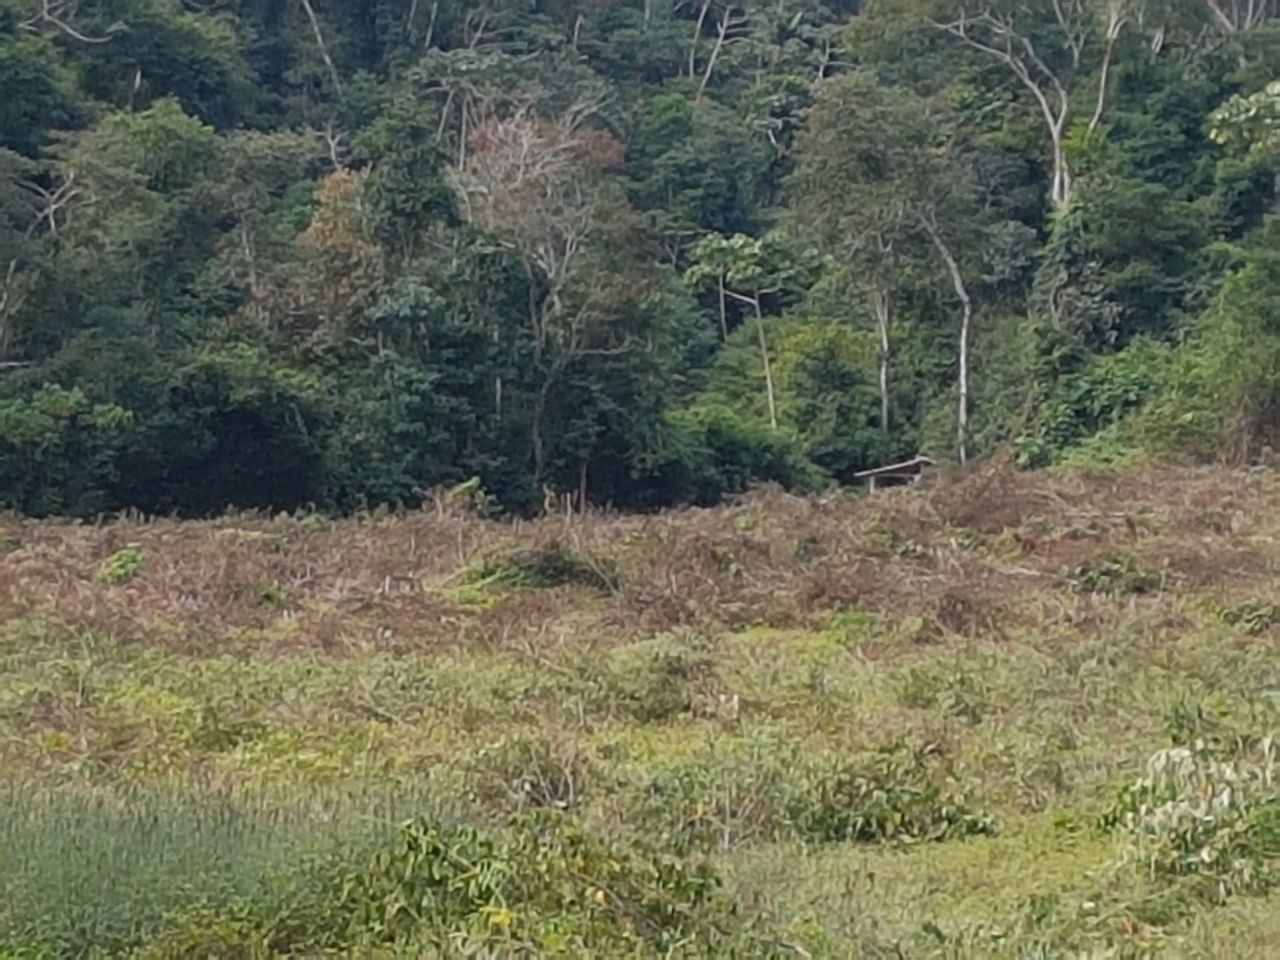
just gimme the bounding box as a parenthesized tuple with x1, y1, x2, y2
(2, 2, 1279, 516)
(3, 465, 1279, 957)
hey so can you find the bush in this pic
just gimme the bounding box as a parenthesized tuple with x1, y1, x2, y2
(0, 784, 410, 957)
(1015, 336, 1169, 469)
(330, 812, 733, 955)
(0, 386, 133, 516)
(1129, 220, 1280, 463)
(1101, 737, 1280, 904)
(636, 404, 825, 508)
(459, 732, 596, 813)
(1065, 552, 1162, 595)
(465, 540, 620, 593)
(96, 545, 144, 584)
(637, 738, 995, 851)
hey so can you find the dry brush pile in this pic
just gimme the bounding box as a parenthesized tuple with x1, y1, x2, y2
(1, 463, 1275, 655)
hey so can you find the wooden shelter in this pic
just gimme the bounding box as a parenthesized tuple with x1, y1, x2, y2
(853, 455, 935, 493)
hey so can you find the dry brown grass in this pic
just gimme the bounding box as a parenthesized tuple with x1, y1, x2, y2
(3, 464, 1279, 958)
(2, 464, 1275, 656)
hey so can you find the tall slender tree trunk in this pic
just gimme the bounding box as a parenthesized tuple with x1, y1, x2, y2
(717, 271, 728, 341)
(1049, 127, 1070, 211)
(922, 219, 973, 464)
(299, 0, 342, 93)
(532, 373, 555, 485)
(698, 8, 731, 101)
(1089, 13, 1125, 134)
(424, 0, 439, 48)
(870, 284, 891, 433)
(752, 294, 778, 431)
(689, 0, 711, 78)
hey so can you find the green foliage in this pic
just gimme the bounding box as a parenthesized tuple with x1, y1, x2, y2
(0, 0, 1277, 513)
(465, 541, 620, 594)
(637, 404, 825, 508)
(1218, 600, 1280, 636)
(1130, 219, 1280, 463)
(0, 784, 416, 957)
(640, 738, 996, 851)
(0, 386, 132, 516)
(773, 319, 902, 479)
(1102, 738, 1280, 904)
(96, 545, 144, 584)
(1016, 336, 1171, 468)
(1065, 552, 1162, 596)
(332, 812, 731, 954)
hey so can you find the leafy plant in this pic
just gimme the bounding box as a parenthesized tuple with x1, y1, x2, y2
(332, 812, 731, 954)
(1101, 737, 1280, 904)
(1218, 600, 1279, 636)
(1065, 552, 1162, 595)
(96, 546, 144, 584)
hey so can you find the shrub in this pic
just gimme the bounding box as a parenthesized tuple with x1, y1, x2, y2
(1015, 337, 1169, 469)
(1065, 551, 1162, 595)
(638, 738, 995, 851)
(96, 545, 144, 584)
(635, 404, 824, 508)
(1101, 737, 1280, 904)
(465, 541, 620, 593)
(331, 812, 733, 955)
(896, 663, 992, 725)
(0, 386, 133, 516)
(460, 732, 596, 813)
(592, 632, 722, 723)
(1217, 599, 1279, 636)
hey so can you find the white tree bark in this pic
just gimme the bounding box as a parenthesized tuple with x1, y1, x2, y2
(299, 0, 342, 93)
(921, 217, 974, 465)
(752, 294, 779, 431)
(871, 285, 891, 434)
(937, 8, 1080, 208)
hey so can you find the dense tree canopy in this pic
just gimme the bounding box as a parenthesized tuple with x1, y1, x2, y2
(0, 0, 1277, 515)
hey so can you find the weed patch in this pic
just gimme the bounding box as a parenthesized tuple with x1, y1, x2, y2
(1102, 736, 1280, 904)
(96, 546, 144, 584)
(638, 738, 995, 851)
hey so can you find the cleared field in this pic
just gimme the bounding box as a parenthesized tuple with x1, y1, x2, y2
(2, 465, 1278, 957)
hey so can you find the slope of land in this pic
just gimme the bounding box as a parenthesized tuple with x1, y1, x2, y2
(2, 465, 1278, 957)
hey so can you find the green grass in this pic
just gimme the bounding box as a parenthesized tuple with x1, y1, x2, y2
(1, 469, 1278, 956)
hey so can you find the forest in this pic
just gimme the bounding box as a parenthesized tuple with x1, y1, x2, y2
(1, 0, 1277, 516)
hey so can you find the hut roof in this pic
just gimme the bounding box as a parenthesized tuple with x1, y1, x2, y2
(852, 455, 935, 480)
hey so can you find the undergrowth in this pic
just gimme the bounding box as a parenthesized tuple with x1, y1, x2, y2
(3, 467, 1279, 957)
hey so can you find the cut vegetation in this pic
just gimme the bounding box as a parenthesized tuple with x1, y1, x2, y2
(1, 465, 1278, 957)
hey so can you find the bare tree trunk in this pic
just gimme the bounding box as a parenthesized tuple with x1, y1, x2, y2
(717, 271, 728, 341)
(1089, 11, 1126, 134)
(0, 259, 22, 360)
(922, 219, 973, 465)
(698, 8, 732, 101)
(299, 0, 342, 93)
(1049, 123, 1070, 210)
(937, 16, 1075, 209)
(689, 0, 712, 78)
(532, 374, 555, 485)
(435, 89, 455, 143)
(424, 0, 439, 48)
(459, 99, 469, 167)
(239, 219, 262, 322)
(871, 285, 891, 433)
(752, 295, 778, 431)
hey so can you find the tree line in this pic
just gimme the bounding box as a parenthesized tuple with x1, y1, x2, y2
(1, 0, 1277, 516)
